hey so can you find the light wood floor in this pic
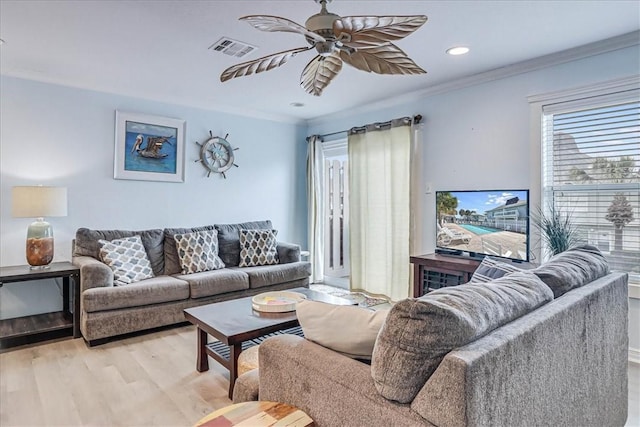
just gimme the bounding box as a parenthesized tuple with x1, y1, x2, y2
(1, 326, 639, 426)
(0, 326, 231, 426)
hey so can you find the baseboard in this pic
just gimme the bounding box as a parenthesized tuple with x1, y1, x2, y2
(630, 347, 640, 364)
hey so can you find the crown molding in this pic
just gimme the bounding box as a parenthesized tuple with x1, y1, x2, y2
(307, 31, 640, 126)
(0, 72, 306, 125)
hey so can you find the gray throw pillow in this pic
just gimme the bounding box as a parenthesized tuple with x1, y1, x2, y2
(98, 235, 155, 286)
(371, 271, 553, 403)
(164, 225, 216, 275)
(238, 229, 279, 267)
(74, 228, 164, 276)
(173, 229, 225, 274)
(469, 256, 523, 283)
(214, 220, 272, 267)
(532, 244, 609, 298)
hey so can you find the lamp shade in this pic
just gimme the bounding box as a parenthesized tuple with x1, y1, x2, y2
(12, 186, 68, 218)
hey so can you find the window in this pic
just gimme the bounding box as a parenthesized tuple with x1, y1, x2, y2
(541, 93, 639, 285)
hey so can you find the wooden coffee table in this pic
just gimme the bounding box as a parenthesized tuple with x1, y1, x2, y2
(184, 287, 353, 399)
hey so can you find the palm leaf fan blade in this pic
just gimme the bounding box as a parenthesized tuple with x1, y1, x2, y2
(301, 53, 343, 96)
(240, 15, 326, 43)
(340, 44, 426, 75)
(220, 46, 312, 82)
(334, 15, 427, 48)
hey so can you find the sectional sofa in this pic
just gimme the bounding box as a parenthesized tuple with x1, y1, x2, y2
(72, 220, 311, 345)
(239, 246, 629, 426)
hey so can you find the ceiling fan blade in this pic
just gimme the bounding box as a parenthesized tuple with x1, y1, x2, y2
(240, 15, 326, 44)
(300, 52, 343, 96)
(334, 16, 427, 48)
(220, 46, 313, 82)
(339, 43, 426, 75)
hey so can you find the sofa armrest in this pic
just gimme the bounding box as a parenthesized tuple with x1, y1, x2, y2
(276, 242, 301, 264)
(72, 256, 114, 292)
(411, 272, 629, 427)
(259, 334, 427, 427)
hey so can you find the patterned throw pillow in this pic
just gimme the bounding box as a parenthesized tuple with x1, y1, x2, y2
(239, 229, 279, 267)
(469, 256, 523, 283)
(98, 235, 155, 286)
(173, 229, 225, 274)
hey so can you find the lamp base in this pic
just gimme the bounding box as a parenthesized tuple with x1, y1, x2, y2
(26, 218, 54, 268)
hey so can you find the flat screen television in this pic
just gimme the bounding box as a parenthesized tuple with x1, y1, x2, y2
(436, 189, 530, 262)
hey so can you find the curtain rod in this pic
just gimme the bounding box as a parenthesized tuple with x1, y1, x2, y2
(314, 114, 422, 140)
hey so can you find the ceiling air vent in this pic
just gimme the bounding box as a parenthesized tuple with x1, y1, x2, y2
(209, 37, 257, 59)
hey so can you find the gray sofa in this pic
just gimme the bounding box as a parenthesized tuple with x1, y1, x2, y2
(244, 247, 629, 426)
(72, 220, 311, 345)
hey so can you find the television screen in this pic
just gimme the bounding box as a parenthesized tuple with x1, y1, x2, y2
(435, 189, 530, 262)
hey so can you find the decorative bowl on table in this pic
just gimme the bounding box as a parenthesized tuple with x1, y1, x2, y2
(251, 291, 307, 313)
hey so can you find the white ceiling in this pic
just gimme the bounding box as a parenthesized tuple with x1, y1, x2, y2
(1, 0, 639, 122)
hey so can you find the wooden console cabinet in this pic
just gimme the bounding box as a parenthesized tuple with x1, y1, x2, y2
(411, 253, 481, 297)
(411, 253, 535, 297)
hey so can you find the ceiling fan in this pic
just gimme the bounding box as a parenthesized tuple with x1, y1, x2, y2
(220, 0, 428, 96)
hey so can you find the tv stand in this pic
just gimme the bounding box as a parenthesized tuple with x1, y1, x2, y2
(410, 253, 481, 297)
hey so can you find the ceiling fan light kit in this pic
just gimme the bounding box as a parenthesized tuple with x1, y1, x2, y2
(220, 0, 427, 96)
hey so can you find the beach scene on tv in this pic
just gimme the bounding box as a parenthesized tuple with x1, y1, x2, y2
(436, 190, 529, 261)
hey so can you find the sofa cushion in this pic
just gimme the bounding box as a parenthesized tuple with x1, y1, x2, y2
(164, 225, 216, 275)
(74, 228, 164, 276)
(238, 229, 279, 267)
(215, 220, 273, 267)
(173, 229, 225, 274)
(176, 268, 249, 299)
(371, 271, 553, 403)
(83, 276, 190, 312)
(297, 299, 389, 360)
(469, 256, 523, 283)
(98, 235, 155, 286)
(232, 261, 311, 289)
(532, 245, 609, 298)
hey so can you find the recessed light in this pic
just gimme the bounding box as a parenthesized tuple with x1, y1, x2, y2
(290, 102, 305, 107)
(446, 46, 469, 56)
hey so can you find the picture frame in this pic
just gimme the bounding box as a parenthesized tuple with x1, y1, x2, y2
(114, 111, 186, 182)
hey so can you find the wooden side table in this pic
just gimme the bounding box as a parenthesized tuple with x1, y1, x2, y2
(0, 261, 80, 348)
(194, 401, 314, 427)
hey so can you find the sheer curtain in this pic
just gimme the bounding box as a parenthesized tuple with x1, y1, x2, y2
(348, 118, 412, 301)
(306, 135, 324, 283)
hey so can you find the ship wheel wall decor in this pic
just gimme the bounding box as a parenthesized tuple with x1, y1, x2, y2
(195, 131, 239, 178)
(220, 0, 427, 96)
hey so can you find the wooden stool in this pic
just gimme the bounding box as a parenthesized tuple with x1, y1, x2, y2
(194, 401, 314, 426)
(237, 345, 260, 376)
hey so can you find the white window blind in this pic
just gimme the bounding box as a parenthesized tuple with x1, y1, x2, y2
(542, 98, 640, 285)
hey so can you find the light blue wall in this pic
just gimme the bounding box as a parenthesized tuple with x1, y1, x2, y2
(0, 76, 308, 319)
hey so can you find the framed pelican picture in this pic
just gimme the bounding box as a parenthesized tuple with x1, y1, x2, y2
(114, 111, 186, 182)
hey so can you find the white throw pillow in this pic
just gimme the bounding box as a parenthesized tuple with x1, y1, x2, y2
(238, 229, 279, 267)
(173, 229, 225, 274)
(296, 299, 389, 360)
(98, 235, 154, 286)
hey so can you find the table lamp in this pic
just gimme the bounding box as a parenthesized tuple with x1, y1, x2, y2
(12, 186, 68, 269)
